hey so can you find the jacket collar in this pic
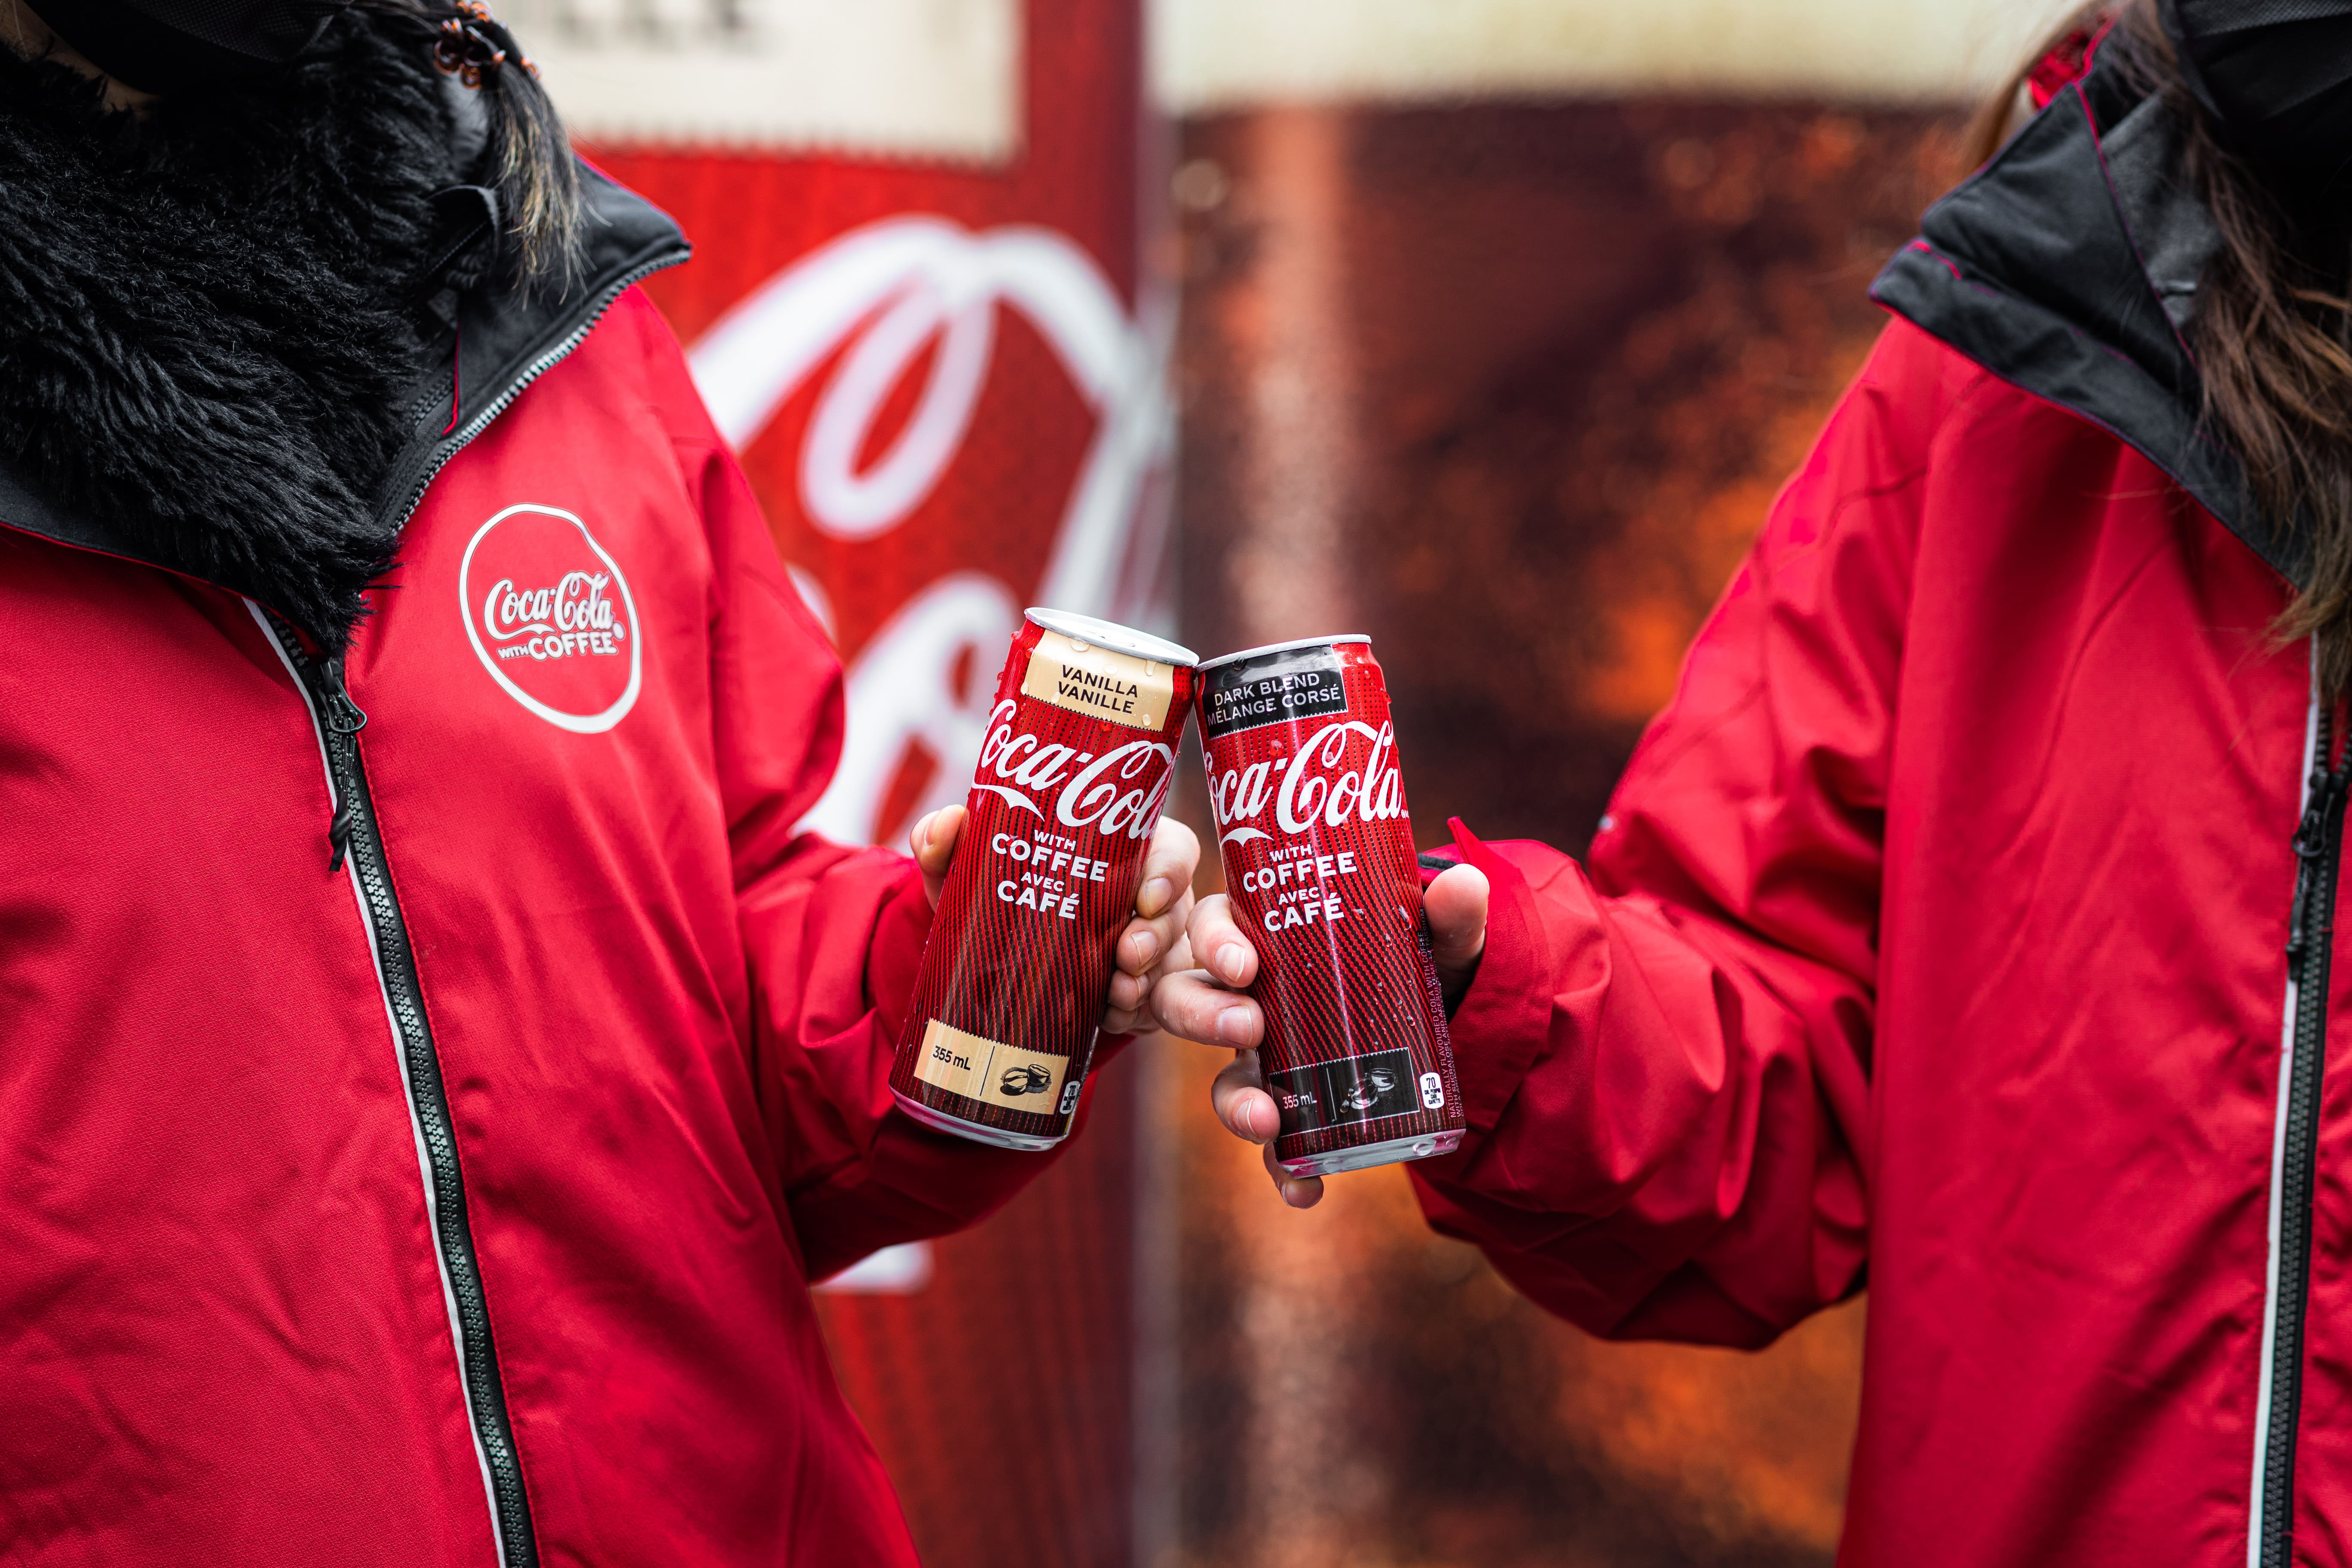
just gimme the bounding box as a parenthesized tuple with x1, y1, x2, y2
(371, 160, 691, 530)
(1870, 46, 2299, 585)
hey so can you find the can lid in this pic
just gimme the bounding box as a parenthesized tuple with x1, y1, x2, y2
(1197, 634, 1370, 672)
(1026, 608, 1199, 667)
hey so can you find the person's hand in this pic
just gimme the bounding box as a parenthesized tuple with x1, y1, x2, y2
(1151, 862, 1490, 1208)
(910, 805, 1203, 1033)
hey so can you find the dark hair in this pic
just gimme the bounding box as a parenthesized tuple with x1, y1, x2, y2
(363, 0, 580, 289)
(1973, 3, 2352, 695)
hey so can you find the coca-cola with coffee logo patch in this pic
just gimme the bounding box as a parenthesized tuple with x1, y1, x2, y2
(1199, 636, 1465, 1176)
(891, 609, 1199, 1149)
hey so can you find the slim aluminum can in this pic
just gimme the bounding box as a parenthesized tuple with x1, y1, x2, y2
(890, 609, 1200, 1150)
(1198, 636, 1465, 1177)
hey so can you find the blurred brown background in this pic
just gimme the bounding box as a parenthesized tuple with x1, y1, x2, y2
(1163, 98, 1964, 1568)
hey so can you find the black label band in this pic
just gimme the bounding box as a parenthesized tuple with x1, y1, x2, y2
(1201, 645, 1349, 739)
(1265, 1047, 1421, 1135)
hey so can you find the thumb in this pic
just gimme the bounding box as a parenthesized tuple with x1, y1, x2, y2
(1424, 863, 1488, 1002)
(912, 805, 968, 909)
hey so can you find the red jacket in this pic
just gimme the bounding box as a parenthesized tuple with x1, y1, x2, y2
(0, 172, 1073, 1565)
(1413, 40, 2349, 1567)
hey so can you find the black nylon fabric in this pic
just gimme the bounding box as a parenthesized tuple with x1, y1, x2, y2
(30, 0, 352, 92)
(2162, 0, 2352, 170)
(1870, 38, 2302, 586)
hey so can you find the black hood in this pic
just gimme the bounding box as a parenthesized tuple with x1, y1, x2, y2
(33, 0, 356, 95)
(1870, 39, 2299, 585)
(0, 18, 688, 653)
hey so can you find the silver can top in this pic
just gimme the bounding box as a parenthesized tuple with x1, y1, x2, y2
(1026, 608, 1198, 668)
(1197, 634, 1370, 673)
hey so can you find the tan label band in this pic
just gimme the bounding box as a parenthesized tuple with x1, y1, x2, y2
(913, 1020, 1073, 1114)
(1020, 631, 1175, 731)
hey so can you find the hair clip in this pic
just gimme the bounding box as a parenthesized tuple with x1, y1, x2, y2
(434, 2, 537, 88)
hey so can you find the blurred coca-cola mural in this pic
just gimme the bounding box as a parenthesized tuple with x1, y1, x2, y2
(526, 0, 2029, 1560)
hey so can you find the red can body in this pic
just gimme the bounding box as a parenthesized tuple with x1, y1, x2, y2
(891, 609, 1198, 1149)
(1199, 637, 1465, 1176)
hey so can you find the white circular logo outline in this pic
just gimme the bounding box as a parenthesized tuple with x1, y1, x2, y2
(459, 503, 643, 734)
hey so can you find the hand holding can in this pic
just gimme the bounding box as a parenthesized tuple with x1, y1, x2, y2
(1159, 861, 1489, 1204)
(1188, 636, 1467, 1178)
(889, 609, 1200, 1150)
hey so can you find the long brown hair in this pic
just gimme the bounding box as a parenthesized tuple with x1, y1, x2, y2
(1973, 2, 2352, 695)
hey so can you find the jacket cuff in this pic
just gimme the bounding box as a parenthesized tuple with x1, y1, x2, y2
(868, 855, 936, 1043)
(1439, 818, 1552, 1138)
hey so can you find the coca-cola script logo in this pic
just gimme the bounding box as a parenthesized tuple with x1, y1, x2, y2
(458, 504, 644, 734)
(971, 698, 1173, 839)
(1208, 720, 1406, 847)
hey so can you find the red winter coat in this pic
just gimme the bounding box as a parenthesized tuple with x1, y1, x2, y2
(1412, 40, 2352, 1567)
(0, 170, 1079, 1565)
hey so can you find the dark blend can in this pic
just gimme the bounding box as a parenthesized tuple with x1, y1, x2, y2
(1198, 636, 1465, 1176)
(890, 609, 1199, 1150)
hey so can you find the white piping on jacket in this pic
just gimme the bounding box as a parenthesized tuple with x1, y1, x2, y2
(2248, 658, 2321, 1568)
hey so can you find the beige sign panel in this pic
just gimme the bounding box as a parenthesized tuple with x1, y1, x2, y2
(1152, 0, 2070, 109)
(512, 0, 1020, 159)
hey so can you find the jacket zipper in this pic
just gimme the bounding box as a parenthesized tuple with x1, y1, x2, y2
(256, 614, 539, 1568)
(252, 251, 684, 1568)
(2259, 695, 2346, 1568)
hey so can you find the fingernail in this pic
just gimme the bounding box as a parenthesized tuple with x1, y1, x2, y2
(1218, 1006, 1251, 1044)
(1246, 1100, 1271, 1141)
(1140, 876, 1173, 915)
(1218, 943, 1248, 982)
(1130, 930, 1159, 967)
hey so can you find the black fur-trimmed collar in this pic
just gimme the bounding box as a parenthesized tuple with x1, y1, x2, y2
(0, 14, 460, 651)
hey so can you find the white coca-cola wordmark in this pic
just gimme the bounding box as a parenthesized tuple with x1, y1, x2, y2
(970, 698, 1174, 839)
(480, 571, 625, 646)
(686, 215, 1173, 845)
(1209, 720, 1406, 846)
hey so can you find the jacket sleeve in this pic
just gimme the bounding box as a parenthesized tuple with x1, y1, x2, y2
(625, 290, 1107, 1283)
(1409, 321, 1982, 1347)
